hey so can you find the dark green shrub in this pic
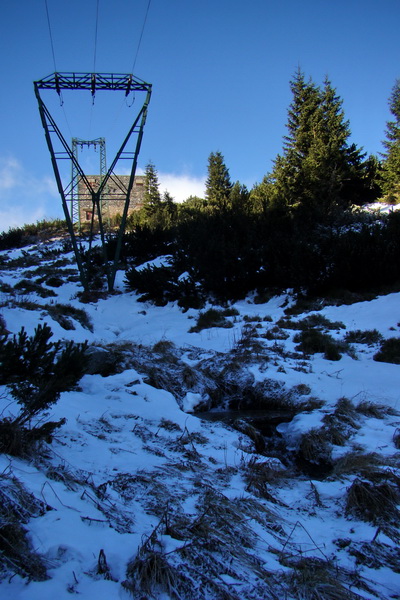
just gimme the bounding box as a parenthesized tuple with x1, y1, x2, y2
(243, 315, 262, 323)
(0, 219, 67, 251)
(0, 324, 88, 418)
(175, 276, 205, 310)
(373, 337, 400, 364)
(13, 279, 56, 298)
(0, 314, 6, 335)
(125, 264, 176, 306)
(278, 314, 345, 332)
(299, 314, 346, 331)
(393, 428, 400, 449)
(46, 303, 93, 332)
(0, 324, 87, 455)
(345, 329, 383, 345)
(119, 225, 173, 266)
(0, 417, 66, 456)
(45, 275, 64, 287)
(293, 329, 342, 360)
(189, 308, 236, 333)
(125, 261, 204, 309)
(263, 326, 289, 340)
(80, 247, 107, 290)
(0, 511, 48, 581)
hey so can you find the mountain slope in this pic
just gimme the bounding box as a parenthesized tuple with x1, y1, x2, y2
(0, 239, 399, 600)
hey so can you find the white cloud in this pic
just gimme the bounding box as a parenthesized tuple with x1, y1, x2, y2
(117, 168, 206, 202)
(0, 205, 48, 231)
(0, 156, 60, 231)
(0, 158, 206, 232)
(0, 156, 21, 191)
(157, 172, 206, 202)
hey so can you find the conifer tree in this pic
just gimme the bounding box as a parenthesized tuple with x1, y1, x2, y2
(205, 151, 232, 211)
(143, 161, 161, 209)
(263, 70, 368, 220)
(269, 70, 321, 211)
(381, 80, 400, 203)
(161, 190, 178, 226)
(142, 161, 162, 226)
(230, 181, 250, 214)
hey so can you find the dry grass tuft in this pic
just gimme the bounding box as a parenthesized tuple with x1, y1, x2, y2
(349, 540, 400, 572)
(393, 428, 400, 449)
(242, 457, 287, 503)
(233, 419, 266, 454)
(124, 545, 183, 598)
(122, 489, 280, 600)
(332, 452, 384, 477)
(0, 474, 49, 581)
(322, 397, 360, 448)
(345, 478, 399, 524)
(123, 514, 187, 597)
(286, 557, 371, 600)
(355, 400, 394, 419)
(296, 428, 332, 469)
(158, 417, 182, 432)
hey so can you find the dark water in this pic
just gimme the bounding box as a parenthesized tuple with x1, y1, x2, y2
(198, 409, 295, 437)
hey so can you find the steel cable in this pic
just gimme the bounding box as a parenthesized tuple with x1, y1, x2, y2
(131, 0, 152, 74)
(93, 0, 100, 73)
(44, 0, 57, 72)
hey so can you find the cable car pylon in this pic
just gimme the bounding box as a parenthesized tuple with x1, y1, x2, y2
(34, 72, 152, 293)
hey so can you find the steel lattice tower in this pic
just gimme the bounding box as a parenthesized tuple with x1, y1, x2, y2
(34, 72, 152, 292)
(71, 137, 107, 229)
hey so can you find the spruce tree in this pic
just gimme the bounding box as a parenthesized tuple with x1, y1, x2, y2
(230, 181, 250, 214)
(205, 151, 232, 211)
(381, 80, 400, 203)
(265, 70, 368, 220)
(161, 190, 178, 227)
(263, 70, 323, 212)
(142, 161, 162, 226)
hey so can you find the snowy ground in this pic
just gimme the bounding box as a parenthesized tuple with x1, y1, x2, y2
(0, 239, 399, 599)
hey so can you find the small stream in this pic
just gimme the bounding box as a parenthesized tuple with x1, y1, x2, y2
(198, 408, 296, 437)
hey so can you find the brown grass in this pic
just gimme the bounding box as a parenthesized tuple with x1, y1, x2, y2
(345, 478, 399, 524)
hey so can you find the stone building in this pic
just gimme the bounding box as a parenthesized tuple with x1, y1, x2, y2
(77, 175, 145, 224)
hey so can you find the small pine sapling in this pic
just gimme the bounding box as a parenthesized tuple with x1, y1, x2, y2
(0, 323, 88, 454)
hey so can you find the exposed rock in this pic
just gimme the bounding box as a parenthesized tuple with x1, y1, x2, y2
(85, 346, 117, 376)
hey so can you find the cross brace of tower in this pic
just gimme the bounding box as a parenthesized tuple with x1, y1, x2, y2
(71, 138, 107, 229)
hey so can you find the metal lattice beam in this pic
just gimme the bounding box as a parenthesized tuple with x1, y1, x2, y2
(71, 138, 107, 229)
(35, 72, 151, 94)
(34, 72, 152, 292)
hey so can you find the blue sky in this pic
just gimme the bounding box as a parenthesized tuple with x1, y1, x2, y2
(0, 0, 399, 231)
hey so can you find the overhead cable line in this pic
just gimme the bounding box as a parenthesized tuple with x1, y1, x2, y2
(44, 0, 57, 72)
(93, 0, 100, 73)
(131, 0, 152, 74)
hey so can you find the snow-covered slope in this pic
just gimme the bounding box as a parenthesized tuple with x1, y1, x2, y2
(0, 240, 399, 600)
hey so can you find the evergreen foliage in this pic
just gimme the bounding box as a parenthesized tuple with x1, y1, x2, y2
(230, 181, 251, 214)
(118, 74, 398, 305)
(374, 337, 400, 364)
(161, 190, 178, 227)
(254, 70, 376, 221)
(117, 224, 172, 267)
(0, 219, 67, 251)
(0, 324, 87, 422)
(142, 161, 163, 226)
(124, 206, 400, 305)
(205, 151, 232, 211)
(0, 324, 88, 454)
(381, 80, 400, 203)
